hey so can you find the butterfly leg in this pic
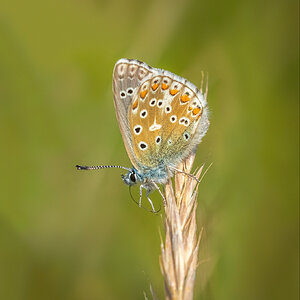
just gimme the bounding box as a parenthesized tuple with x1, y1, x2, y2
(151, 182, 166, 207)
(145, 190, 156, 213)
(169, 166, 200, 183)
(139, 185, 143, 207)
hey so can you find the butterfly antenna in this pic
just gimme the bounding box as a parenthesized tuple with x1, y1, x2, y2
(76, 165, 131, 171)
(129, 186, 161, 214)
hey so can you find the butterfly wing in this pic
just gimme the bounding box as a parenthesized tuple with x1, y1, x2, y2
(128, 68, 209, 170)
(112, 59, 156, 169)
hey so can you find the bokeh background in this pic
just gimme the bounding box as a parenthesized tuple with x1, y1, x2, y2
(0, 0, 298, 299)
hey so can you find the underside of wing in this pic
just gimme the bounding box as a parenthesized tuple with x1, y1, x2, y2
(112, 59, 155, 168)
(128, 71, 209, 170)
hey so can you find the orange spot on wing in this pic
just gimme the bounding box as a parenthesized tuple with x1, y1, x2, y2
(140, 90, 148, 99)
(188, 106, 193, 111)
(181, 94, 190, 103)
(132, 99, 138, 109)
(162, 83, 169, 90)
(196, 111, 203, 121)
(170, 89, 179, 95)
(152, 83, 158, 91)
(192, 107, 201, 116)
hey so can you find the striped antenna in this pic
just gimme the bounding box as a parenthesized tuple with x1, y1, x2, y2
(76, 165, 131, 171)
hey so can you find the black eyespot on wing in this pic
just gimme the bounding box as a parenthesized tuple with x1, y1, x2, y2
(150, 99, 156, 105)
(138, 141, 148, 150)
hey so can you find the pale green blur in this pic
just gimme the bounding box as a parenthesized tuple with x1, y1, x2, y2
(0, 0, 298, 299)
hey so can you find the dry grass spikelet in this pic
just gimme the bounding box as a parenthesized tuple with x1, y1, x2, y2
(159, 153, 205, 300)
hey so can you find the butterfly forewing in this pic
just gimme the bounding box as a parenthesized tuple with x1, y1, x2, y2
(112, 59, 155, 168)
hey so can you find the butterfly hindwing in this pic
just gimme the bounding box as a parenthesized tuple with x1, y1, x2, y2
(129, 71, 209, 169)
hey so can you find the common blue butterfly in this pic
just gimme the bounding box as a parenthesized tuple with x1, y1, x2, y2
(76, 59, 209, 212)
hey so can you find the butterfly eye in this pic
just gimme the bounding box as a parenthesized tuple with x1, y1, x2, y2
(130, 172, 136, 183)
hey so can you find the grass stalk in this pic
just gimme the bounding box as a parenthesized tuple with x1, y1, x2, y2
(159, 153, 204, 300)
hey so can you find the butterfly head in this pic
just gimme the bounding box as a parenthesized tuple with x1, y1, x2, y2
(121, 168, 143, 186)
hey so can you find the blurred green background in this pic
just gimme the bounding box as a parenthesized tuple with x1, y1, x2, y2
(0, 0, 298, 299)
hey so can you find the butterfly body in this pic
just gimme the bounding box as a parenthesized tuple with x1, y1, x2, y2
(113, 58, 209, 194)
(122, 164, 171, 187)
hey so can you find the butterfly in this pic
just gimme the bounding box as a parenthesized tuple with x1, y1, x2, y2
(76, 58, 209, 212)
